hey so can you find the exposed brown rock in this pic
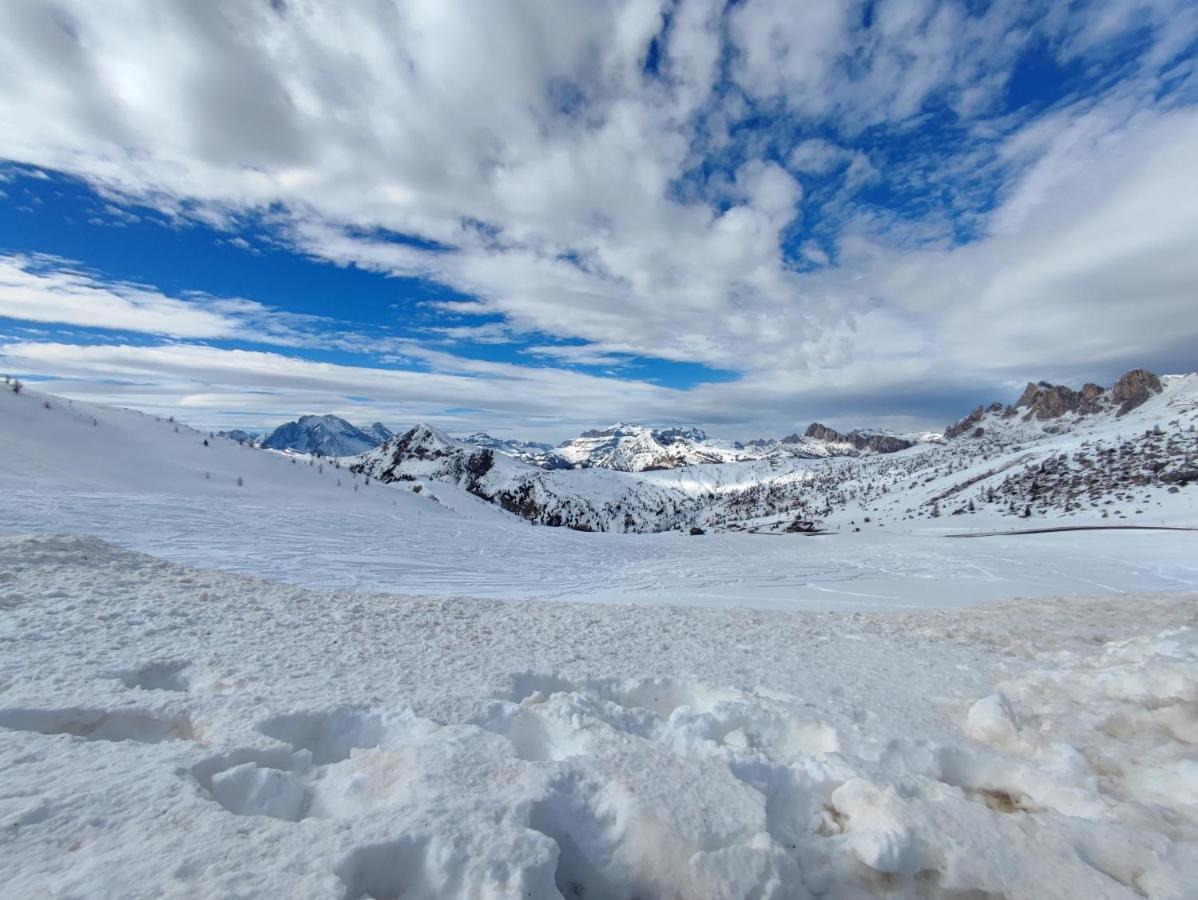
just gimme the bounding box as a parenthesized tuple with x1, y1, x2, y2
(945, 406, 984, 439)
(1112, 368, 1163, 416)
(804, 422, 846, 443)
(1078, 383, 1107, 414)
(1015, 382, 1046, 408)
(1024, 384, 1080, 421)
(804, 422, 913, 453)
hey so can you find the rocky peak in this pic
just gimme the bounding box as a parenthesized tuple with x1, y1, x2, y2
(803, 422, 913, 454)
(946, 368, 1164, 438)
(1112, 368, 1163, 416)
(653, 426, 708, 444)
(804, 422, 847, 444)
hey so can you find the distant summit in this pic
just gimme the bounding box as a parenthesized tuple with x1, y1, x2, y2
(261, 415, 388, 457)
(216, 429, 258, 445)
(362, 422, 394, 445)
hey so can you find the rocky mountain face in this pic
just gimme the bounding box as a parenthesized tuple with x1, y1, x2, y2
(946, 368, 1166, 439)
(800, 423, 915, 454)
(261, 415, 387, 457)
(339, 367, 1194, 536)
(351, 425, 699, 532)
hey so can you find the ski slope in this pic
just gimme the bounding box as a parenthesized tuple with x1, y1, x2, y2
(1, 387, 1196, 609)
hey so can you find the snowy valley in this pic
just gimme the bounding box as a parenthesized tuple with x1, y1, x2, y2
(1, 374, 1197, 899)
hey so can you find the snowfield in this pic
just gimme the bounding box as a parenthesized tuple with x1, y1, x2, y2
(2, 386, 1198, 897)
(1, 387, 1196, 609)
(1, 534, 1196, 899)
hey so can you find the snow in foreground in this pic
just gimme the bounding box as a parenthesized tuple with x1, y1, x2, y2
(1, 535, 1196, 898)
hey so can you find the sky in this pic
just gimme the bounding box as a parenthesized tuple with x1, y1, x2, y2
(0, 0, 1196, 442)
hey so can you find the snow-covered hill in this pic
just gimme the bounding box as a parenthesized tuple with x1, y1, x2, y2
(261, 414, 390, 457)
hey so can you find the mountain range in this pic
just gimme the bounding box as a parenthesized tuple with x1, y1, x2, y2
(347, 368, 1197, 533)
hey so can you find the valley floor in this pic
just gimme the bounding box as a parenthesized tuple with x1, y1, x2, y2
(1, 534, 1195, 899)
(2, 486, 1197, 610)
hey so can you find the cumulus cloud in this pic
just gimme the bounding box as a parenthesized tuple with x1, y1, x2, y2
(0, 0, 1194, 431)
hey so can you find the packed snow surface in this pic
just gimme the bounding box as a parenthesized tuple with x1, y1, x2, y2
(1, 535, 1196, 898)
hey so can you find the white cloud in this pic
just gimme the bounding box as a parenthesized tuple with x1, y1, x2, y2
(0, 253, 236, 338)
(0, 252, 414, 356)
(0, 0, 1194, 431)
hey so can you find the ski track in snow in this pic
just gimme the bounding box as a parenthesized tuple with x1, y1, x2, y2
(1, 534, 1197, 899)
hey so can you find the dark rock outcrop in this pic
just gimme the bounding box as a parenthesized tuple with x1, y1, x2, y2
(1112, 368, 1163, 416)
(803, 422, 913, 454)
(946, 368, 1164, 438)
(946, 406, 985, 440)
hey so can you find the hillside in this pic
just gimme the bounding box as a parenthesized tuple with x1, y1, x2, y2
(3, 383, 1195, 608)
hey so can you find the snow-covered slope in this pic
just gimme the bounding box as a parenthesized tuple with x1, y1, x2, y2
(2, 382, 1196, 607)
(261, 414, 387, 457)
(0, 388, 448, 521)
(1, 534, 1196, 898)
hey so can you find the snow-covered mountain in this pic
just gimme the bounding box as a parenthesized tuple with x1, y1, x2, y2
(349, 369, 1198, 534)
(352, 424, 698, 532)
(362, 422, 394, 445)
(216, 429, 258, 445)
(260, 414, 387, 457)
(458, 432, 562, 467)
(546, 423, 757, 471)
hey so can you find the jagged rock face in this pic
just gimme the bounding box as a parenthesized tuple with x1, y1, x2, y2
(552, 424, 736, 471)
(653, 426, 708, 444)
(354, 425, 496, 490)
(803, 422, 913, 454)
(1025, 384, 1081, 421)
(946, 368, 1165, 438)
(804, 423, 845, 443)
(946, 406, 984, 440)
(217, 429, 257, 445)
(352, 425, 698, 533)
(1015, 382, 1049, 408)
(1078, 384, 1105, 413)
(1113, 368, 1163, 416)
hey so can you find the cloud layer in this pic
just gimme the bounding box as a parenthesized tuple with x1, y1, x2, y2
(0, 0, 1195, 435)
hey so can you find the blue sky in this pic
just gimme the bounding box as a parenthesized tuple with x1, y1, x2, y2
(1, 0, 1196, 440)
